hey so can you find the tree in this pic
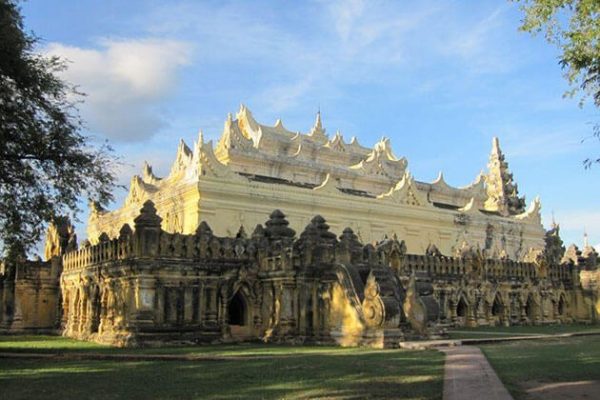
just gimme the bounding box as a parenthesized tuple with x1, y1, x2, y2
(0, 0, 117, 260)
(513, 0, 599, 165)
(515, 0, 599, 105)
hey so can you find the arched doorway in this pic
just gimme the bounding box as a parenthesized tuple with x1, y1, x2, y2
(558, 295, 566, 317)
(525, 295, 537, 323)
(491, 294, 503, 316)
(227, 290, 251, 339)
(455, 296, 468, 326)
(491, 294, 504, 325)
(90, 287, 101, 334)
(228, 291, 246, 326)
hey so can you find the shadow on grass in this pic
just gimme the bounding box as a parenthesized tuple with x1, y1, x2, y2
(0, 349, 444, 400)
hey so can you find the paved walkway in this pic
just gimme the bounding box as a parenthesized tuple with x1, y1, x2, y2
(439, 345, 513, 400)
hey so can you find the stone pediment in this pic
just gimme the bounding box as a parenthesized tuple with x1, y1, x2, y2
(377, 171, 430, 207)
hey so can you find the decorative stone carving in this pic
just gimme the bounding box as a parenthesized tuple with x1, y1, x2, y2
(484, 137, 526, 216)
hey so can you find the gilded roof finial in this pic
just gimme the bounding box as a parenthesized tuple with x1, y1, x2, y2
(309, 108, 327, 142)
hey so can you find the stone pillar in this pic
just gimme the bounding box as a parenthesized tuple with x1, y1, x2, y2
(205, 284, 218, 326)
(157, 286, 166, 324)
(198, 283, 205, 324)
(277, 282, 295, 335)
(184, 286, 194, 324)
(133, 201, 163, 257)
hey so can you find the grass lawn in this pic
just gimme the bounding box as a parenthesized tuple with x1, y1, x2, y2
(0, 336, 444, 399)
(446, 323, 600, 340)
(480, 335, 600, 399)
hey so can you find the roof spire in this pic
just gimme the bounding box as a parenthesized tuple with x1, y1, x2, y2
(309, 109, 327, 143)
(491, 136, 501, 157)
(584, 228, 589, 248)
(483, 136, 525, 216)
(315, 109, 322, 130)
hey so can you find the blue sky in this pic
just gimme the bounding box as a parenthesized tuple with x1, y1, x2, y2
(21, 0, 599, 249)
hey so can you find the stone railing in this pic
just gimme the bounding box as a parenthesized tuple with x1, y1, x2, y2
(62, 238, 133, 272)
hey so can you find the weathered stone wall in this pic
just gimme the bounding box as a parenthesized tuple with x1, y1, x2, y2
(56, 201, 596, 347)
(0, 258, 62, 333)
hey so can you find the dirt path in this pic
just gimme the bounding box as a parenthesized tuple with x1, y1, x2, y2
(439, 345, 513, 400)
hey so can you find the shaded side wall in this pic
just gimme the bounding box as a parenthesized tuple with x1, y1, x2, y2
(0, 258, 62, 332)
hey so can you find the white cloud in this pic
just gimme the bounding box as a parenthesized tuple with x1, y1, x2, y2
(45, 39, 191, 141)
(138, 1, 449, 112)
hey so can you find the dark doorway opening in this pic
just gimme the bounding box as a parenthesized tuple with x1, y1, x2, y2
(526, 295, 536, 321)
(558, 296, 566, 316)
(491, 295, 503, 317)
(457, 297, 468, 318)
(90, 289, 101, 333)
(228, 291, 246, 326)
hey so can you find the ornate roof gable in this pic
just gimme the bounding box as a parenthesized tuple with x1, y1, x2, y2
(324, 131, 347, 152)
(141, 161, 161, 185)
(377, 171, 430, 207)
(168, 139, 194, 177)
(125, 175, 157, 206)
(350, 137, 407, 179)
(430, 171, 486, 200)
(193, 130, 245, 181)
(215, 113, 255, 160)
